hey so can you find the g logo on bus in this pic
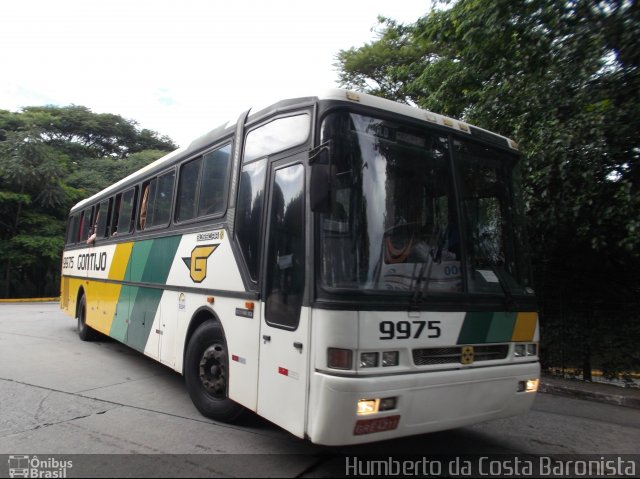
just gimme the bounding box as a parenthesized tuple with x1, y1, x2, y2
(461, 346, 475, 365)
(182, 244, 218, 283)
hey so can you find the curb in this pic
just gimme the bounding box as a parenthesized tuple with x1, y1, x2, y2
(539, 380, 640, 409)
(0, 298, 60, 303)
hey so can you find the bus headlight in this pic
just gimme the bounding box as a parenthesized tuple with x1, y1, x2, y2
(382, 351, 399, 367)
(357, 399, 378, 415)
(515, 343, 538, 358)
(357, 397, 397, 415)
(360, 352, 379, 368)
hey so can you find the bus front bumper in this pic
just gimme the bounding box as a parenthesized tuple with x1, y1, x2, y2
(306, 362, 540, 446)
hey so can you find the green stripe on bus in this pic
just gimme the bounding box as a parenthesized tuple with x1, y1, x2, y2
(457, 311, 493, 344)
(457, 312, 518, 344)
(128, 240, 154, 283)
(485, 312, 517, 343)
(111, 285, 135, 342)
(110, 236, 182, 350)
(127, 287, 164, 353)
(141, 235, 182, 284)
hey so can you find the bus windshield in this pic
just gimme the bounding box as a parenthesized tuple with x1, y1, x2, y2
(318, 111, 533, 299)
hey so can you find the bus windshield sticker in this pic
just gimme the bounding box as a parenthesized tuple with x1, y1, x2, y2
(477, 270, 500, 283)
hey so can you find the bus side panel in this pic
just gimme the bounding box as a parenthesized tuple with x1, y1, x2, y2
(60, 275, 70, 311)
(158, 290, 181, 369)
(61, 244, 91, 317)
(164, 229, 259, 410)
(90, 282, 126, 336)
(62, 277, 86, 318)
(162, 290, 262, 412)
(128, 287, 163, 358)
(222, 298, 262, 412)
(92, 242, 134, 337)
(65, 242, 133, 335)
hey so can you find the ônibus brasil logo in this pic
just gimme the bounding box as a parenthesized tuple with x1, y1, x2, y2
(8, 455, 72, 478)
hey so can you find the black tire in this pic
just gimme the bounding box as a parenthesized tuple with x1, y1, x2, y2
(184, 321, 244, 422)
(77, 295, 98, 341)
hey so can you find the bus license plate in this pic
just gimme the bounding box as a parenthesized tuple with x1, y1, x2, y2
(354, 415, 401, 435)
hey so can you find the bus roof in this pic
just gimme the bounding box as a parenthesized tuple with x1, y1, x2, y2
(71, 88, 517, 212)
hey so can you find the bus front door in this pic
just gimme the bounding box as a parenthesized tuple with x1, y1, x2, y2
(257, 161, 310, 438)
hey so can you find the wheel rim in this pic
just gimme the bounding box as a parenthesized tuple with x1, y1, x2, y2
(198, 343, 227, 399)
(78, 301, 85, 332)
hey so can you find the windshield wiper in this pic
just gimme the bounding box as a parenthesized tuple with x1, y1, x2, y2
(490, 266, 518, 310)
(409, 260, 433, 310)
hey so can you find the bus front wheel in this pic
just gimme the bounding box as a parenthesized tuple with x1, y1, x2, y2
(184, 321, 244, 422)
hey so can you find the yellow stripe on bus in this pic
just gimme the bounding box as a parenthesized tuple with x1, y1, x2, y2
(87, 281, 123, 336)
(109, 242, 134, 280)
(86, 242, 134, 335)
(511, 312, 538, 342)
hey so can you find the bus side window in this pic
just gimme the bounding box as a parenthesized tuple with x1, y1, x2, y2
(96, 198, 110, 239)
(176, 158, 202, 222)
(66, 214, 79, 245)
(111, 194, 121, 236)
(235, 159, 267, 282)
(116, 187, 138, 235)
(139, 181, 153, 230)
(77, 211, 85, 243)
(243, 115, 310, 163)
(153, 170, 175, 226)
(81, 207, 93, 242)
(87, 204, 99, 245)
(265, 163, 305, 329)
(198, 144, 231, 217)
(138, 170, 174, 230)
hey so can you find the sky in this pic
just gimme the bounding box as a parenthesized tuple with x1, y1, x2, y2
(1, 0, 431, 148)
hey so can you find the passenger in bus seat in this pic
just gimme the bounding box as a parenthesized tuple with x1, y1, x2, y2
(86, 210, 99, 245)
(139, 185, 149, 230)
(86, 224, 97, 245)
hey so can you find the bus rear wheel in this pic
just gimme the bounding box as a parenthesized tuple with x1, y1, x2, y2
(77, 295, 99, 341)
(184, 321, 244, 422)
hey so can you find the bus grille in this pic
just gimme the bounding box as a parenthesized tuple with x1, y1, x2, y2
(412, 345, 509, 366)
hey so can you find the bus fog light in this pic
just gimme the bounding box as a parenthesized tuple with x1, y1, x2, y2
(526, 379, 539, 392)
(357, 399, 379, 415)
(360, 352, 379, 368)
(526, 343, 538, 356)
(518, 379, 539, 393)
(379, 397, 397, 411)
(382, 351, 399, 367)
(515, 344, 526, 357)
(328, 348, 352, 370)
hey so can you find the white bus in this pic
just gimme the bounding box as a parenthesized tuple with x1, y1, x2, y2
(60, 89, 540, 445)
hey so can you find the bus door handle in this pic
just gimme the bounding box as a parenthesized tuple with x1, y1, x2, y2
(262, 335, 271, 343)
(293, 342, 303, 352)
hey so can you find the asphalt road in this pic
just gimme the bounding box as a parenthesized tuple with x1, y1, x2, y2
(1, 303, 638, 477)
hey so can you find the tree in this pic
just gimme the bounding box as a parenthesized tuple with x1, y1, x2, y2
(336, 0, 640, 379)
(0, 106, 176, 298)
(0, 128, 71, 297)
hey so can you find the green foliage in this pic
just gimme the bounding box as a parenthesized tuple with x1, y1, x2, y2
(0, 105, 176, 298)
(16, 105, 177, 159)
(336, 0, 640, 377)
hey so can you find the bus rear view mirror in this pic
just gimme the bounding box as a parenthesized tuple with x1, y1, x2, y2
(310, 164, 331, 213)
(309, 141, 332, 213)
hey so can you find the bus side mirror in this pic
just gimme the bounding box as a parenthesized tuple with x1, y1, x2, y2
(309, 142, 332, 213)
